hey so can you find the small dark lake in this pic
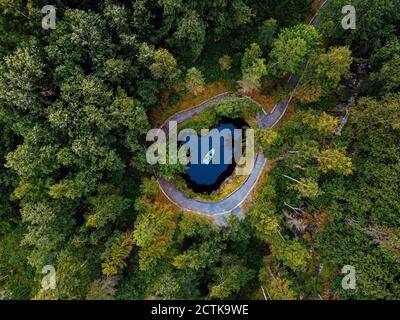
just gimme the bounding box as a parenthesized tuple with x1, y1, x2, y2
(181, 118, 247, 194)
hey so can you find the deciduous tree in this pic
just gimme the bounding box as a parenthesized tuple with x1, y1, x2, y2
(185, 67, 205, 96)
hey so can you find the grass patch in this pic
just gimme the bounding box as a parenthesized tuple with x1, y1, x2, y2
(247, 89, 279, 114)
(177, 95, 262, 132)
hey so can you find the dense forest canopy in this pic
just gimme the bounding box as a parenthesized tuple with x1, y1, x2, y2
(0, 0, 399, 300)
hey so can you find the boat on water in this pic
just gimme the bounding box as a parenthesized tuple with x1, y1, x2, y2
(202, 148, 215, 165)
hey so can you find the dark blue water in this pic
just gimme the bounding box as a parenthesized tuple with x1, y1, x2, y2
(182, 118, 247, 194)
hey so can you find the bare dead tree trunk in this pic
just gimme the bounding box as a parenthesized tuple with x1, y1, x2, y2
(284, 202, 305, 214)
(282, 174, 308, 187)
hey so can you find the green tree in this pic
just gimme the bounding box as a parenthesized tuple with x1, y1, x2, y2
(370, 55, 400, 96)
(259, 265, 297, 300)
(302, 111, 339, 138)
(102, 232, 134, 276)
(289, 177, 324, 199)
(316, 149, 353, 175)
(342, 94, 400, 225)
(149, 48, 181, 88)
(238, 43, 267, 94)
(0, 44, 44, 113)
(172, 10, 206, 62)
(248, 176, 280, 240)
(241, 43, 266, 77)
(158, 161, 187, 181)
(256, 129, 278, 155)
(173, 239, 223, 271)
(314, 46, 352, 90)
(218, 54, 232, 71)
(85, 194, 131, 229)
(272, 239, 311, 269)
(318, 0, 400, 55)
(86, 279, 116, 300)
(19, 200, 75, 270)
(295, 46, 352, 102)
(185, 67, 205, 96)
(268, 24, 320, 78)
(134, 202, 178, 271)
(257, 18, 277, 51)
(209, 257, 254, 299)
(237, 73, 261, 94)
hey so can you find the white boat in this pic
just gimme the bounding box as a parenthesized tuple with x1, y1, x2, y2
(202, 148, 215, 165)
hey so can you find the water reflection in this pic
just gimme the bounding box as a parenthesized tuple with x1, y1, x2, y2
(181, 118, 247, 194)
